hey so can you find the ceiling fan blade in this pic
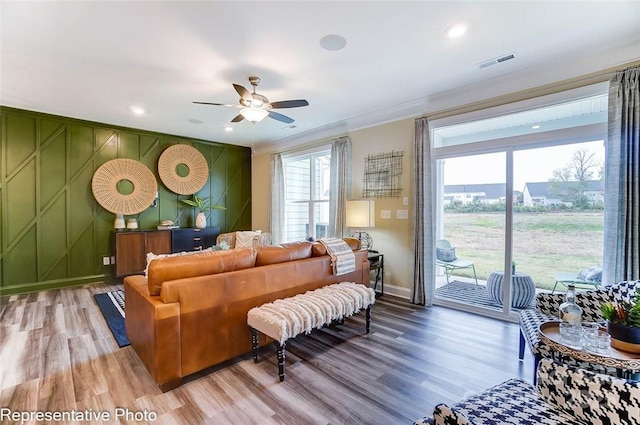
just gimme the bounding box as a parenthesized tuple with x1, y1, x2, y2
(268, 111, 294, 124)
(269, 99, 309, 109)
(233, 84, 253, 103)
(231, 114, 245, 123)
(193, 101, 238, 108)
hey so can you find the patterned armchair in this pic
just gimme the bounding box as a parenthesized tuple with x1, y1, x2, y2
(519, 280, 640, 380)
(414, 358, 640, 425)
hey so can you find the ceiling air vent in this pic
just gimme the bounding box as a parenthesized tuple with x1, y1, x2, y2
(478, 53, 516, 69)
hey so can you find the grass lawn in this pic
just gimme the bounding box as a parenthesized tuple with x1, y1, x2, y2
(443, 211, 604, 290)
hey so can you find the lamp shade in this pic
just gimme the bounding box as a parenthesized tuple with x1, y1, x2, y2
(346, 199, 375, 228)
(240, 107, 268, 123)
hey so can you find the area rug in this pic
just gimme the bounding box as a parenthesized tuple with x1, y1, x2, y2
(94, 290, 130, 347)
(435, 281, 535, 311)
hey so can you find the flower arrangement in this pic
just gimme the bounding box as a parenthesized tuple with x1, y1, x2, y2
(601, 288, 640, 328)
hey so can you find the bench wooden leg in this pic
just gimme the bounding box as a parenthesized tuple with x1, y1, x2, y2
(277, 342, 286, 382)
(250, 327, 259, 363)
(366, 305, 372, 334)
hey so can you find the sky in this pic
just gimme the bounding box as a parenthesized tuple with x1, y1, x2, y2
(443, 140, 605, 192)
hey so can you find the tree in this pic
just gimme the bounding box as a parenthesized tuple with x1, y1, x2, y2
(549, 148, 600, 208)
(570, 148, 598, 183)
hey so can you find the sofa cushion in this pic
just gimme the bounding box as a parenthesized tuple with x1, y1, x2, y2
(416, 378, 583, 425)
(255, 241, 312, 266)
(145, 248, 213, 276)
(148, 247, 257, 296)
(537, 359, 640, 425)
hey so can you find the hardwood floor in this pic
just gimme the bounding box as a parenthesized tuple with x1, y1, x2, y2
(0, 282, 534, 424)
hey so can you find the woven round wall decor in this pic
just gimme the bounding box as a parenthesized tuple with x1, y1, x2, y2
(157, 144, 209, 195)
(91, 158, 158, 215)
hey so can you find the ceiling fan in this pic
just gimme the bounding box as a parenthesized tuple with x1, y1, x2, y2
(193, 76, 309, 124)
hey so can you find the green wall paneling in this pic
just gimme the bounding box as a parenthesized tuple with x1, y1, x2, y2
(0, 107, 251, 294)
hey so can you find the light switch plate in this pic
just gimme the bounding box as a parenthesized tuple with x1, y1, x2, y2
(403, 197, 409, 206)
(102, 256, 110, 266)
(396, 209, 409, 219)
(380, 210, 391, 219)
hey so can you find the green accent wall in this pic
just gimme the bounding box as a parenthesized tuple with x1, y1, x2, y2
(0, 107, 252, 295)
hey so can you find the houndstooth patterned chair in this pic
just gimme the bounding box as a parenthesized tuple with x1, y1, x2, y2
(414, 358, 640, 425)
(519, 280, 640, 381)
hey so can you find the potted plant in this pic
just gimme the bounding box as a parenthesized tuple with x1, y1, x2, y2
(181, 195, 226, 229)
(601, 287, 640, 353)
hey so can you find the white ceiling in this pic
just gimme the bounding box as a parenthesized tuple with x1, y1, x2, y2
(2, 1, 640, 154)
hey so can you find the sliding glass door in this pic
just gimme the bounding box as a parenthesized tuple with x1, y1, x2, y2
(430, 84, 608, 319)
(435, 152, 508, 315)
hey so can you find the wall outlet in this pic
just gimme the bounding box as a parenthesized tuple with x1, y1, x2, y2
(102, 256, 110, 266)
(403, 197, 409, 206)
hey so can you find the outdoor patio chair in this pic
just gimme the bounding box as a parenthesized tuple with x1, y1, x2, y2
(551, 266, 602, 293)
(436, 239, 478, 286)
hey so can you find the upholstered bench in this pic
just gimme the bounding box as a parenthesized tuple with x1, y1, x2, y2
(247, 281, 375, 382)
(414, 358, 640, 425)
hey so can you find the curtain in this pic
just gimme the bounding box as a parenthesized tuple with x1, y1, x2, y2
(411, 117, 435, 305)
(270, 153, 285, 245)
(603, 65, 640, 284)
(329, 136, 352, 238)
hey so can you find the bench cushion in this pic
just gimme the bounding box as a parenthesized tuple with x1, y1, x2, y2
(247, 282, 375, 344)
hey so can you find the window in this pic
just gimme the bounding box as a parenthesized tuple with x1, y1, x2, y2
(282, 149, 331, 242)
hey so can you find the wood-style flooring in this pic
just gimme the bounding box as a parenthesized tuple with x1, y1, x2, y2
(0, 282, 534, 424)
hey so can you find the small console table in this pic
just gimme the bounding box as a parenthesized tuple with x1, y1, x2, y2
(368, 251, 384, 296)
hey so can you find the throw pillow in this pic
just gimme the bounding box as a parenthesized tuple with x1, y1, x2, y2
(577, 265, 602, 282)
(436, 247, 457, 262)
(235, 230, 262, 248)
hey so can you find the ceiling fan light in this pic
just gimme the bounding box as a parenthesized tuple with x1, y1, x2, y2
(240, 107, 268, 123)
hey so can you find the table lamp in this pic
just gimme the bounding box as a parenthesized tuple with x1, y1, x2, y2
(346, 199, 375, 250)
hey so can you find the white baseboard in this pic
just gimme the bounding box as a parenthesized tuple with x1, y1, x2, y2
(379, 283, 411, 299)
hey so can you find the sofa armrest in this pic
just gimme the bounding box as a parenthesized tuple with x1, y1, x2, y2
(537, 358, 640, 425)
(124, 275, 182, 391)
(430, 404, 473, 425)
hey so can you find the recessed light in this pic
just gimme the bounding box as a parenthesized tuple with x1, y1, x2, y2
(446, 24, 467, 39)
(188, 118, 204, 124)
(531, 124, 541, 129)
(129, 106, 146, 115)
(319, 34, 347, 51)
(224, 126, 233, 132)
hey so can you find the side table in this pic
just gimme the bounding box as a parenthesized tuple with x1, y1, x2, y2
(539, 322, 640, 379)
(367, 252, 384, 297)
(486, 271, 536, 308)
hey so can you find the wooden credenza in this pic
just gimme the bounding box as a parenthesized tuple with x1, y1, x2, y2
(114, 227, 221, 278)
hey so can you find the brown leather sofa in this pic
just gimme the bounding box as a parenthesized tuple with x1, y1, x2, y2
(124, 238, 369, 391)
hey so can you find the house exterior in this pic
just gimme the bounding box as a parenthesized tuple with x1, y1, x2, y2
(443, 184, 506, 206)
(522, 180, 604, 207)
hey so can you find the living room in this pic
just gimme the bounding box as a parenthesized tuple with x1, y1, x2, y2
(2, 2, 640, 424)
